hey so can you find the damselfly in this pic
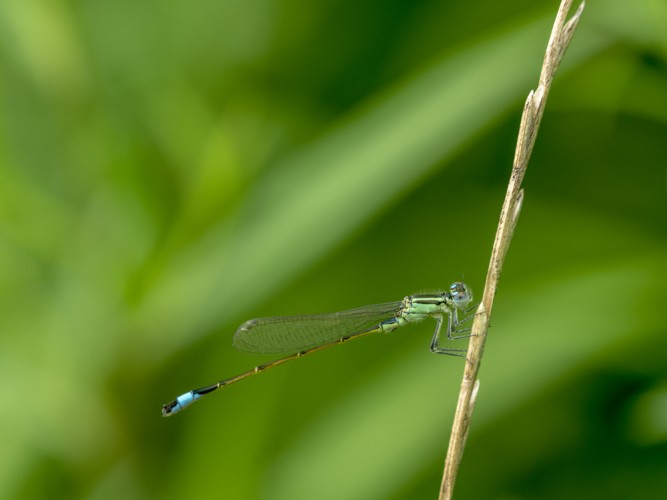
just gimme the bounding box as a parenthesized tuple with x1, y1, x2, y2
(162, 281, 473, 416)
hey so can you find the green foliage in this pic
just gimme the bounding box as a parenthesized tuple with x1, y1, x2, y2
(1, 0, 665, 498)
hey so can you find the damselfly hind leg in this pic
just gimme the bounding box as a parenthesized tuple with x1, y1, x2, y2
(448, 302, 483, 339)
(429, 305, 478, 356)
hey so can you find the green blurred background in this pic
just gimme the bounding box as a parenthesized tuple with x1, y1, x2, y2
(1, 0, 666, 498)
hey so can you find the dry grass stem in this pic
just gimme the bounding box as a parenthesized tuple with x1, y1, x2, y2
(438, 1, 585, 498)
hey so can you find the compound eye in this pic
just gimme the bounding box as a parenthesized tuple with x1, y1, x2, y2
(450, 282, 472, 308)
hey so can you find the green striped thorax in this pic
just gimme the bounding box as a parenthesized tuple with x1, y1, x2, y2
(382, 282, 473, 332)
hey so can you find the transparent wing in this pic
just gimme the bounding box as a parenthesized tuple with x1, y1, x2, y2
(232, 301, 404, 355)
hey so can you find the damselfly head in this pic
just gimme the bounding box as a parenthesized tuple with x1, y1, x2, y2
(449, 282, 472, 310)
